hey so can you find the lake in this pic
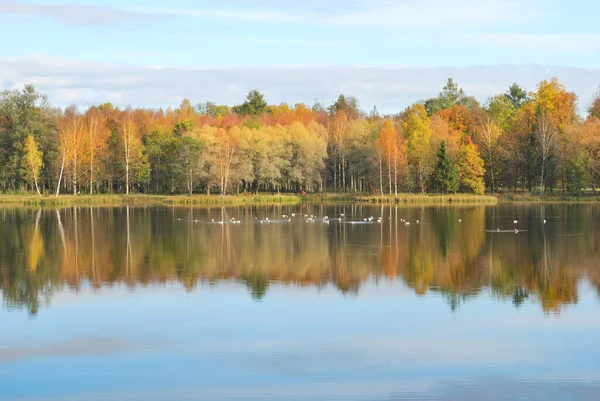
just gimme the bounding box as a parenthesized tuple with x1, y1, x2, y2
(1, 203, 599, 400)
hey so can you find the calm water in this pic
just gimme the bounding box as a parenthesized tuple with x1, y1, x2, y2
(1, 203, 600, 400)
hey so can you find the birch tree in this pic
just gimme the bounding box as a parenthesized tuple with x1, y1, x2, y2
(57, 107, 83, 197)
(120, 113, 140, 195)
(23, 135, 43, 197)
(85, 107, 108, 194)
(536, 112, 557, 195)
(475, 111, 501, 192)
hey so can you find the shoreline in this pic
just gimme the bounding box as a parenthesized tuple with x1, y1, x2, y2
(0, 193, 496, 206)
(2, 193, 600, 206)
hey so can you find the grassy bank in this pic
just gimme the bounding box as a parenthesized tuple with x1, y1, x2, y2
(304, 193, 498, 205)
(0, 194, 302, 206)
(17, 192, 600, 206)
(498, 193, 600, 203)
(5, 192, 600, 207)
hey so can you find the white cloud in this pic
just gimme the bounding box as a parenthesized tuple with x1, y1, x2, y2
(0, 0, 167, 25)
(156, 0, 548, 29)
(1, 0, 550, 29)
(1, 56, 599, 114)
(450, 33, 600, 52)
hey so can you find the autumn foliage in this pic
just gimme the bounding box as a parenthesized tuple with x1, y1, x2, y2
(1, 79, 599, 196)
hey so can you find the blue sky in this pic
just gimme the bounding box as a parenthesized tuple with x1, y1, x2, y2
(1, 0, 599, 112)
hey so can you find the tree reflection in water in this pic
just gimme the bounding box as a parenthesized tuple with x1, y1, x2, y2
(0, 204, 598, 315)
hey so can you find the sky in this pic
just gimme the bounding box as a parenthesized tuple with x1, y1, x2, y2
(1, 0, 599, 113)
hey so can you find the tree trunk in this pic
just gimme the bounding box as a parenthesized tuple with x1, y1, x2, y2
(394, 160, 398, 197)
(34, 171, 42, 198)
(540, 160, 545, 196)
(56, 153, 66, 197)
(125, 158, 130, 195)
(342, 155, 346, 191)
(489, 149, 494, 193)
(90, 152, 94, 195)
(379, 154, 384, 197)
(388, 161, 392, 195)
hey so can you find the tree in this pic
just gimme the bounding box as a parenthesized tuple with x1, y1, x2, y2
(197, 125, 239, 196)
(233, 90, 268, 116)
(402, 104, 432, 193)
(456, 137, 485, 194)
(535, 112, 557, 195)
(424, 78, 479, 115)
(589, 88, 600, 120)
(580, 117, 600, 190)
(429, 141, 459, 194)
(328, 111, 349, 191)
(475, 110, 501, 192)
(121, 112, 141, 195)
(328, 94, 361, 120)
(22, 135, 43, 197)
(505, 83, 528, 109)
(197, 101, 231, 118)
(85, 107, 108, 194)
(66, 106, 87, 195)
(179, 134, 204, 196)
(0, 85, 54, 192)
(57, 107, 84, 197)
(287, 121, 328, 192)
(379, 119, 405, 195)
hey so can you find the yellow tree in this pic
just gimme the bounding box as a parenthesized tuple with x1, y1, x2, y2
(328, 111, 348, 190)
(379, 119, 405, 195)
(402, 104, 432, 193)
(198, 125, 239, 197)
(120, 112, 141, 195)
(456, 136, 486, 195)
(475, 110, 501, 192)
(22, 135, 43, 197)
(534, 78, 578, 193)
(535, 112, 557, 195)
(589, 89, 600, 120)
(85, 107, 108, 194)
(57, 107, 84, 197)
(68, 108, 87, 195)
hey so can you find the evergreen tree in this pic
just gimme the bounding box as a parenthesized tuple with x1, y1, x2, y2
(429, 141, 459, 194)
(233, 90, 268, 116)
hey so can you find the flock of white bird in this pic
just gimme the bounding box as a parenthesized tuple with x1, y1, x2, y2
(176, 215, 545, 233)
(176, 213, 427, 226)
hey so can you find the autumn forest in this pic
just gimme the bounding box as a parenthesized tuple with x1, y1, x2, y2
(2, 78, 600, 197)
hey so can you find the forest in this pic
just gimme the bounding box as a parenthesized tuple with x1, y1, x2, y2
(1, 78, 599, 197)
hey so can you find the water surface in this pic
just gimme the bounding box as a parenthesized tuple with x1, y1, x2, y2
(1, 204, 599, 400)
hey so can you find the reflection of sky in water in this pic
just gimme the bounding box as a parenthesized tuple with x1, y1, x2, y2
(1, 280, 600, 401)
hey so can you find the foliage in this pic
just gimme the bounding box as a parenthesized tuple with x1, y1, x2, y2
(1, 77, 599, 197)
(429, 141, 459, 194)
(424, 78, 479, 116)
(233, 90, 268, 116)
(22, 135, 43, 195)
(456, 137, 485, 194)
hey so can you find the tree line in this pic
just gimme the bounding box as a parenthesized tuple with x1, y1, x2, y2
(2, 79, 599, 197)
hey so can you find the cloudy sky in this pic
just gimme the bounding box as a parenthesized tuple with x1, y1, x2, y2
(1, 0, 599, 113)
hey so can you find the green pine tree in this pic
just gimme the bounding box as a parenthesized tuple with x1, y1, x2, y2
(429, 140, 459, 194)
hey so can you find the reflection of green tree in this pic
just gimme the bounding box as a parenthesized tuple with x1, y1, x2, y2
(243, 270, 269, 300)
(512, 286, 529, 308)
(444, 291, 469, 312)
(435, 208, 458, 257)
